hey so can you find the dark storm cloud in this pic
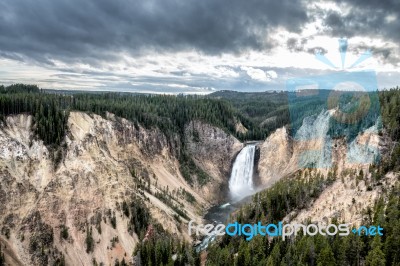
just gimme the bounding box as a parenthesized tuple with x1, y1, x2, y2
(286, 38, 327, 55)
(307, 47, 328, 55)
(0, 0, 309, 64)
(323, 9, 387, 38)
(317, 0, 400, 65)
(351, 44, 400, 66)
(321, 0, 400, 43)
(287, 38, 307, 52)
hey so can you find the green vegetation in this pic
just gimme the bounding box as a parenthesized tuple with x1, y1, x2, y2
(378, 87, 400, 173)
(210, 89, 381, 142)
(114, 257, 128, 266)
(180, 188, 196, 204)
(179, 153, 211, 185)
(0, 245, 4, 266)
(110, 212, 117, 229)
(134, 229, 200, 266)
(204, 169, 337, 265)
(1, 227, 10, 240)
(3, 84, 400, 264)
(28, 227, 54, 254)
(206, 176, 400, 266)
(154, 188, 190, 221)
(203, 87, 400, 265)
(0, 85, 289, 145)
(85, 224, 94, 253)
(60, 225, 68, 240)
(0, 84, 288, 185)
(0, 84, 397, 149)
(0, 84, 68, 146)
(125, 198, 200, 265)
(122, 197, 151, 240)
(238, 169, 336, 225)
(110, 236, 119, 248)
(210, 90, 290, 139)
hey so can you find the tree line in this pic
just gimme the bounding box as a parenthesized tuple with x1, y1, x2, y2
(0, 84, 271, 185)
(204, 87, 400, 265)
(206, 170, 399, 266)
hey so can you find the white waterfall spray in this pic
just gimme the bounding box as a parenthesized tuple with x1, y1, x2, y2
(229, 144, 256, 200)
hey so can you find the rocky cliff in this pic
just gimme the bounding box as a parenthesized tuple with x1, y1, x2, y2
(0, 112, 241, 265)
(257, 109, 397, 226)
(184, 120, 243, 202)
(257, 110, 384, 187)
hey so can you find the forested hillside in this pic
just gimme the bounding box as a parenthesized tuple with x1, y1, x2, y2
(204, 87, 400, 266)
(210, 90, 290, 139)
(0, 84, 237, 145)
(2, 84, 400, 265)
(206, 175, 399, 266)
(0, 85, 287, 144)
(210, 89, 382, 142)
(2, 85, 388, 147)
(0, 84, 279, 186)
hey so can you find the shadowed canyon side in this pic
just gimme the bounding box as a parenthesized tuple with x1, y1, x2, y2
(0, 112, 241, 265)
(184, 120, 243, 202)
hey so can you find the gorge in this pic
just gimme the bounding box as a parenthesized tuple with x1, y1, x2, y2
(0, 87, 398, 266)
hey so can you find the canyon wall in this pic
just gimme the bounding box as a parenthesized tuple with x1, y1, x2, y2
(0, 112, 240, 265)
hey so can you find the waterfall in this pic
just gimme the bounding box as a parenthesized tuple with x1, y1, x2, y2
(196, 144, 256, 252)
(229, 144, 256, 200)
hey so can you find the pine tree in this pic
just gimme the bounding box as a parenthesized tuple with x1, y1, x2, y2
(317, 245, 336, 266)
(0, 244, 4, 266)
(365, 236, 385, 266)
(85, 225, 94, 253)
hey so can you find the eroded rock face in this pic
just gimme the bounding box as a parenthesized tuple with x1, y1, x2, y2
(257, 110, 384, 188)
(257, 110, 395, 227)
(257, 127, 294, 187)
(2, 109, 385, 265)
(0, 112, 240, 265)
(184, 120, 243, 201)
(286, 172, 398, 227)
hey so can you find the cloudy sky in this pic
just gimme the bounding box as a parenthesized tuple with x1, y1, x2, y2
(0, 0, 399, 94)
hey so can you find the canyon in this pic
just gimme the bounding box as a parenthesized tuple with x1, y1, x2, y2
(0, 109, 396, 265)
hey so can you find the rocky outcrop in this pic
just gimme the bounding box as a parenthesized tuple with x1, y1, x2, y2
(257, 127, 294, 186)
(234, 121, 248, 134)
(257, 110, 383, 188)
(257, 110, 395, 227)
(0, 112, 240, 265)
(287, 171, 398, 226)
(185, 120, 243, 201)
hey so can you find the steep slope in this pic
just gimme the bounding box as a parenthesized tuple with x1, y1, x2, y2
(286, 171, 398, 226)
(0, 112, 241, 265)
(257, 109, 397, 226)
(257, 109, 382, 186)
(184, 120, 243, 201)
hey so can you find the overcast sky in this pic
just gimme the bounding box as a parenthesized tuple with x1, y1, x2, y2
(0, 0, 399, 94)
